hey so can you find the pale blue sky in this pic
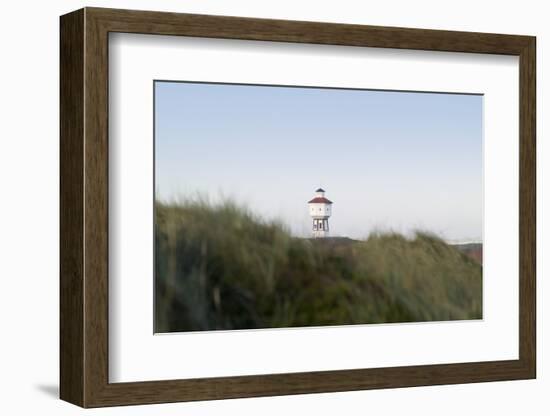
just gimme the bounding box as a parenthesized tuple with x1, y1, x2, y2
(155, 81, 482, 241)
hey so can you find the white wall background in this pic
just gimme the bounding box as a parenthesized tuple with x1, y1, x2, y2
(0, 0, 545, 414)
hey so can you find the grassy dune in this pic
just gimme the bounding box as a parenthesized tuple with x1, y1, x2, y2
(155, 200, 482, 333)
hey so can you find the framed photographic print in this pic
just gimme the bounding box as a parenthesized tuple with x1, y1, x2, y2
(60, 7, 536, 408)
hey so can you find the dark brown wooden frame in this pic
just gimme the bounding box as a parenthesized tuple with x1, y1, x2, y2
(60, 7, 536, 408)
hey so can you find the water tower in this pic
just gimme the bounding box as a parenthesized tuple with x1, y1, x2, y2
(308, 188, 333, 238)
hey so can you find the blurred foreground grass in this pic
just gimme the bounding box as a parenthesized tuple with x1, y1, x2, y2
(155, 199, 482, 332)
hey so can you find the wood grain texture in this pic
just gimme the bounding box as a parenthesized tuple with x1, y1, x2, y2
(518, 38, 536, 376)
(59, 8, 84, 407)
(89, 7, 532, 54)
(59, 7, 537, 408)
(83, 10, 110, 406)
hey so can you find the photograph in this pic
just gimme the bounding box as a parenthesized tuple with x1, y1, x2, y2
(153, 80, 483, 333)
(55, 6, 537, 408)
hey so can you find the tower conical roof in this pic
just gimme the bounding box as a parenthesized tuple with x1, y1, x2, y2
(308, 196, 333, 204)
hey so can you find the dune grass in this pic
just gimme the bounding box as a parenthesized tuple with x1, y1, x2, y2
(154, 199, 482, 333)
